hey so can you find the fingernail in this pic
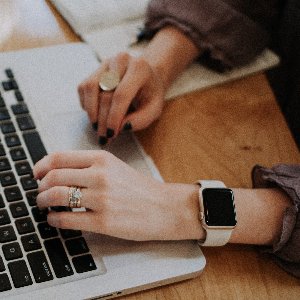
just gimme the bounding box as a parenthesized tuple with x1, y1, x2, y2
(123, 122, 132, 131)
(98, 136, 108, 146)
(106, 128, 114, 138)
(92, 122, 98, 131)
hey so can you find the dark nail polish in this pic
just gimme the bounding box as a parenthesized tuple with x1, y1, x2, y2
(106, 128, 114, 138)
(92, 122, 98, 131)
(98, 136, 108, 146)
(123, 122, 132, 131)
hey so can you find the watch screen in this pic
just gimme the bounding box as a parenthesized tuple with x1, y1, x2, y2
(202, 188, 236, 226)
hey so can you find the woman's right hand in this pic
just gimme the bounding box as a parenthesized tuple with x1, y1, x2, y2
(78, 52, 165, 145)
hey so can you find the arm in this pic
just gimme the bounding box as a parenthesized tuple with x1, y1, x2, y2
(230, 188, 291, 245)
(33, 152, 299, 277)
(78, 0, 277, 143)
(33, 151, 293, 246)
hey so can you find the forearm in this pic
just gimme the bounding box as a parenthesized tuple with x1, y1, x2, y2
(172, 184, 292, 245)
(141, 26, 200, 92)
(230, 188, 291, 245)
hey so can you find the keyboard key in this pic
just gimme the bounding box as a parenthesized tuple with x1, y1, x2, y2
(65, 237, 89, 256)
(38, 222, 58, 239)
(2, 242, 23, 261)
(32, 207, 48, 222)
(0, 108, 10, 121)
(44, 238, 74, 278)
(10, 201, 29, 218)
(2, 79, 18, 91)
(0, 144, 6, 156)
(16, 115, 36, 131)
(0, 194, 4, 208)
(0, 225, 17, 243)
(0, 209, 11, 225)
(0, 172, 17, 187)
(0, 96, 5, 108)
(21, 233, 42, 252)
(0, 273, 12, 292)
(15, 217, 35, 235)
(15, 90, 24, 102)
(0, 256, 5, 272)
(27, 251, 53, 283)
(23, 131, 47, 164)
(60, 229, 82, 239)
(5, 134, 21, 147)
(0, 157, 11, 171)
(5, 68, 14, 79)
(51, 206, 71, 212)
(0, 121, 16, 134)
(10, 147, 27, 161)
(15, 161, 32, 176)
(4, 186, 23, 202)
(11, 103, 29, 115)
(73, 254, 97, 274)
(26, 190, 38, 206)
(8, 260, 33, 288)
(21, 175, 38, 190)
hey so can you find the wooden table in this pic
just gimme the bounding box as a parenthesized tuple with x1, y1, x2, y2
(1, 1, 299, 299)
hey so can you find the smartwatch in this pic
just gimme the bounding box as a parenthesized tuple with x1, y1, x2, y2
(197, 180, 237, 246)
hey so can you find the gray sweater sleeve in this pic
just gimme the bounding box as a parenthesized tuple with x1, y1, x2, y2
(252, 164, 300, 278)
(144, 0, 278, 70)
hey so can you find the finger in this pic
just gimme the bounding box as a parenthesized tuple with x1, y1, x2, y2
(36, 186, 94, 210)
(106, 57, 150, 135)
(109, 52, 129, 80)
(97, 91, 113, 146)
(38, 168, 91, 191)
(121, 95, 164, 131)
(47, 211, 95, 231)
(82, 61, 109, 124)
(97, 53, 130, 142)
(33, 150, 100, 179)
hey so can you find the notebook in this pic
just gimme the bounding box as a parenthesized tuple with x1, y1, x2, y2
(0, 43, 205, 300)
(50, 0, 280, 100)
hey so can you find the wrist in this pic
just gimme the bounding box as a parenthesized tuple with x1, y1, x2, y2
(141, 26, 200, 92)
(230, 188, 291, 245)
(162, 183, 205, 240)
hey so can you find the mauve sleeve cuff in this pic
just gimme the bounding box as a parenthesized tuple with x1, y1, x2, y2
(144, 0, 269, 70)
(252, 164, 300, 277)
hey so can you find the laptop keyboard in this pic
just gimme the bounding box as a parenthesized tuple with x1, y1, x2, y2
(0, 68, 100, 295)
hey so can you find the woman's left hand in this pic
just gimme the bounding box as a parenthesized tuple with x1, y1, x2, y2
(33, 150, 201, 241)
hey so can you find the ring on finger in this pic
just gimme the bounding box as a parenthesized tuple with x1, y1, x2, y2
(68, 186, 82, 208)
(99, 70, 120, 92)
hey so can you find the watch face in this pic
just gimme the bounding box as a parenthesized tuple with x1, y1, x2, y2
(202, 188, 237, 227)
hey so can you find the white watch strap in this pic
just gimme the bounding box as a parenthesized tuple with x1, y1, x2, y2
(199, 225, 233, 247)
(197, 180, 233, 247)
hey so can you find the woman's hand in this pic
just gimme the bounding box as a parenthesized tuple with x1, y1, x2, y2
(33, 150, 202, 241)
(78, 53, 165, 145)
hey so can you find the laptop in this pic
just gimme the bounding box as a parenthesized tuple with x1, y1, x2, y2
(0, 43, 205, 300)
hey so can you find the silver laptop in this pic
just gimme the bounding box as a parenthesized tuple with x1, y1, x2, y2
(0, 43, 205, 300)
